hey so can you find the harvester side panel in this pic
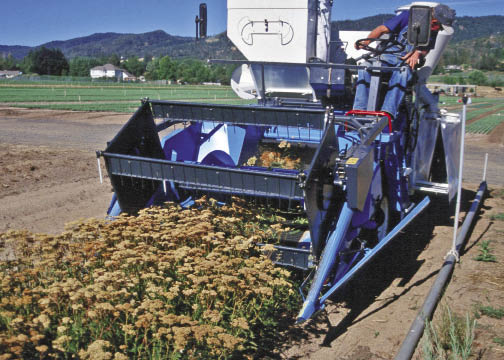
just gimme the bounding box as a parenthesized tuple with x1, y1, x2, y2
(104, 102, 165, 213)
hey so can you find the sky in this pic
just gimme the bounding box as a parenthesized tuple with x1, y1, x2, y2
(1, 0, 503, 46)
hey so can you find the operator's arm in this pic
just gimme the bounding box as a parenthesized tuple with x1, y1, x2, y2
(354, 25, 390, 49)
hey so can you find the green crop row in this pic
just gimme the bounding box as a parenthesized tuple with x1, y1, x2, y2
(0, 78, 227, 90)
(466, 104, 504, 121)
(9, 98, 253, 113)
(0, 87, 238, 103)
(467, 113, 504, 134)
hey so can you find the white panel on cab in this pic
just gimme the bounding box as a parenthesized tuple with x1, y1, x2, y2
(338, 31, 373, 63)
(227, 0, 317, 63)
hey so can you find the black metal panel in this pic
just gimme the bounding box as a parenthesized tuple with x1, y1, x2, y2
(103, 102, 165, 214)
(150, 100, 326, 130)
(105, 101, 163, 158)
(103, 153, 304, 201)
(303, 116, 341, 258)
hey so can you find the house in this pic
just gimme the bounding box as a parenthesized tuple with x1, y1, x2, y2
(90, 64, 135, 81)
(122, 70, 137, 82)
(444, 65, 463, 72)
(0, 70, 22, 79)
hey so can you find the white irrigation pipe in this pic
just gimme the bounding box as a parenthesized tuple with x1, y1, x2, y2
(448, 99, 467, 262)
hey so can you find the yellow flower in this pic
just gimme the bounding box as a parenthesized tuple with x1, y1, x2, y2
(230, 317, 250, 330)
(35, 345, 48, 353)
(33, 314, 51, 329)
(79, 340, 113, 360)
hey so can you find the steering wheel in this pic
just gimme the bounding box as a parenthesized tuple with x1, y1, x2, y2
(355, 38, 405, 56)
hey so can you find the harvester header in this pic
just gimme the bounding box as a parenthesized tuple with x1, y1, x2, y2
(98, 1, 460, 322)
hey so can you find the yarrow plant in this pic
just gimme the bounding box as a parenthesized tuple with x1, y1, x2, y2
(0, 198, 301, 359)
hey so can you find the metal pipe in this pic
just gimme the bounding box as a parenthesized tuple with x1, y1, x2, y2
(395, 181, 487, 360)
(451, 103, 467, 256)
(483, 153, 488, 182)
(97, 157, 103, 184)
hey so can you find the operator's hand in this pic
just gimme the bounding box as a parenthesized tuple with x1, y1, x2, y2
(355, 39, 371, 50)
(402, 51, 422, 69)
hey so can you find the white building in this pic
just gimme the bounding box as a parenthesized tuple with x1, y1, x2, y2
(0, 70, 22, 78)
(90, 64, 136, 81)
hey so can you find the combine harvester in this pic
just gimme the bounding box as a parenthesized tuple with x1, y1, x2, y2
(97, 1, 461, 322)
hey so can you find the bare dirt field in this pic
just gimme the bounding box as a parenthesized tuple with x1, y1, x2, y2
(0, 106, 503, 358)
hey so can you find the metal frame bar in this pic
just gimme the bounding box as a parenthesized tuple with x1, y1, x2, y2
(102, 152, 304, 201)
(150, 100, 326, 129)
(209, 59, 408, 73)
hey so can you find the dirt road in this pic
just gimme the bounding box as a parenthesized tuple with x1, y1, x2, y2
(0, 108, 128, 234)
(0, 106, 503, 358)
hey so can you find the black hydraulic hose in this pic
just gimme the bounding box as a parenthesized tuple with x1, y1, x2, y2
(395, 181, 487, 360)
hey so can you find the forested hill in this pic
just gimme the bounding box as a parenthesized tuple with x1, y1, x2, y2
(1, 15, 503, 60)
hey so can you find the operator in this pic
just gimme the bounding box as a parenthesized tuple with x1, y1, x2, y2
(352, 4, 455, 120)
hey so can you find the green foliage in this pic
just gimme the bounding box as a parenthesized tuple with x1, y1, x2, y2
(493, 189, 504, 199)
(490, 213, 504, 221)
(107, 54, 121, 67)
(69, 57, 101, 77)
(493, 337, 504, 346)
(0, 54, 18, 70)
(122, 56, 145, 77)
(468, 70, 488, 86)
(474, 304, 504, 319)
(473, 240, 497, 262)
(421, 306, 476, 360)
(443, 76, 458, 85)
(21, 47, 69, 76)
(143, 55, 234, 84)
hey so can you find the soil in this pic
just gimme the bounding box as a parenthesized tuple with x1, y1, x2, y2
(0, 105, 503, 358)
(0, 107, 128, 234)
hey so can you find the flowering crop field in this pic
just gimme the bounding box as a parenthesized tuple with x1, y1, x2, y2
(0, 199, 301, 359)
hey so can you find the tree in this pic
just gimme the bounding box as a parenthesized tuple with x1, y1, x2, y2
(144, 58, 160, 80)
(457, 76, 467, 85)
(108, 54, 121, 67)
(123, 56, 145, 77)
(157, 56, 178, 81)
(69, 57, 101, 77)
(0, 54, 17, 70)
(478, 55, 499, 71)
(468, 70, 487, 86)
(22, 47, 69, 76)
(443, 75, 457, 85)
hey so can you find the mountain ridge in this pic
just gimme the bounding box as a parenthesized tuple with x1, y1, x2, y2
(1, 15, 503, 61)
